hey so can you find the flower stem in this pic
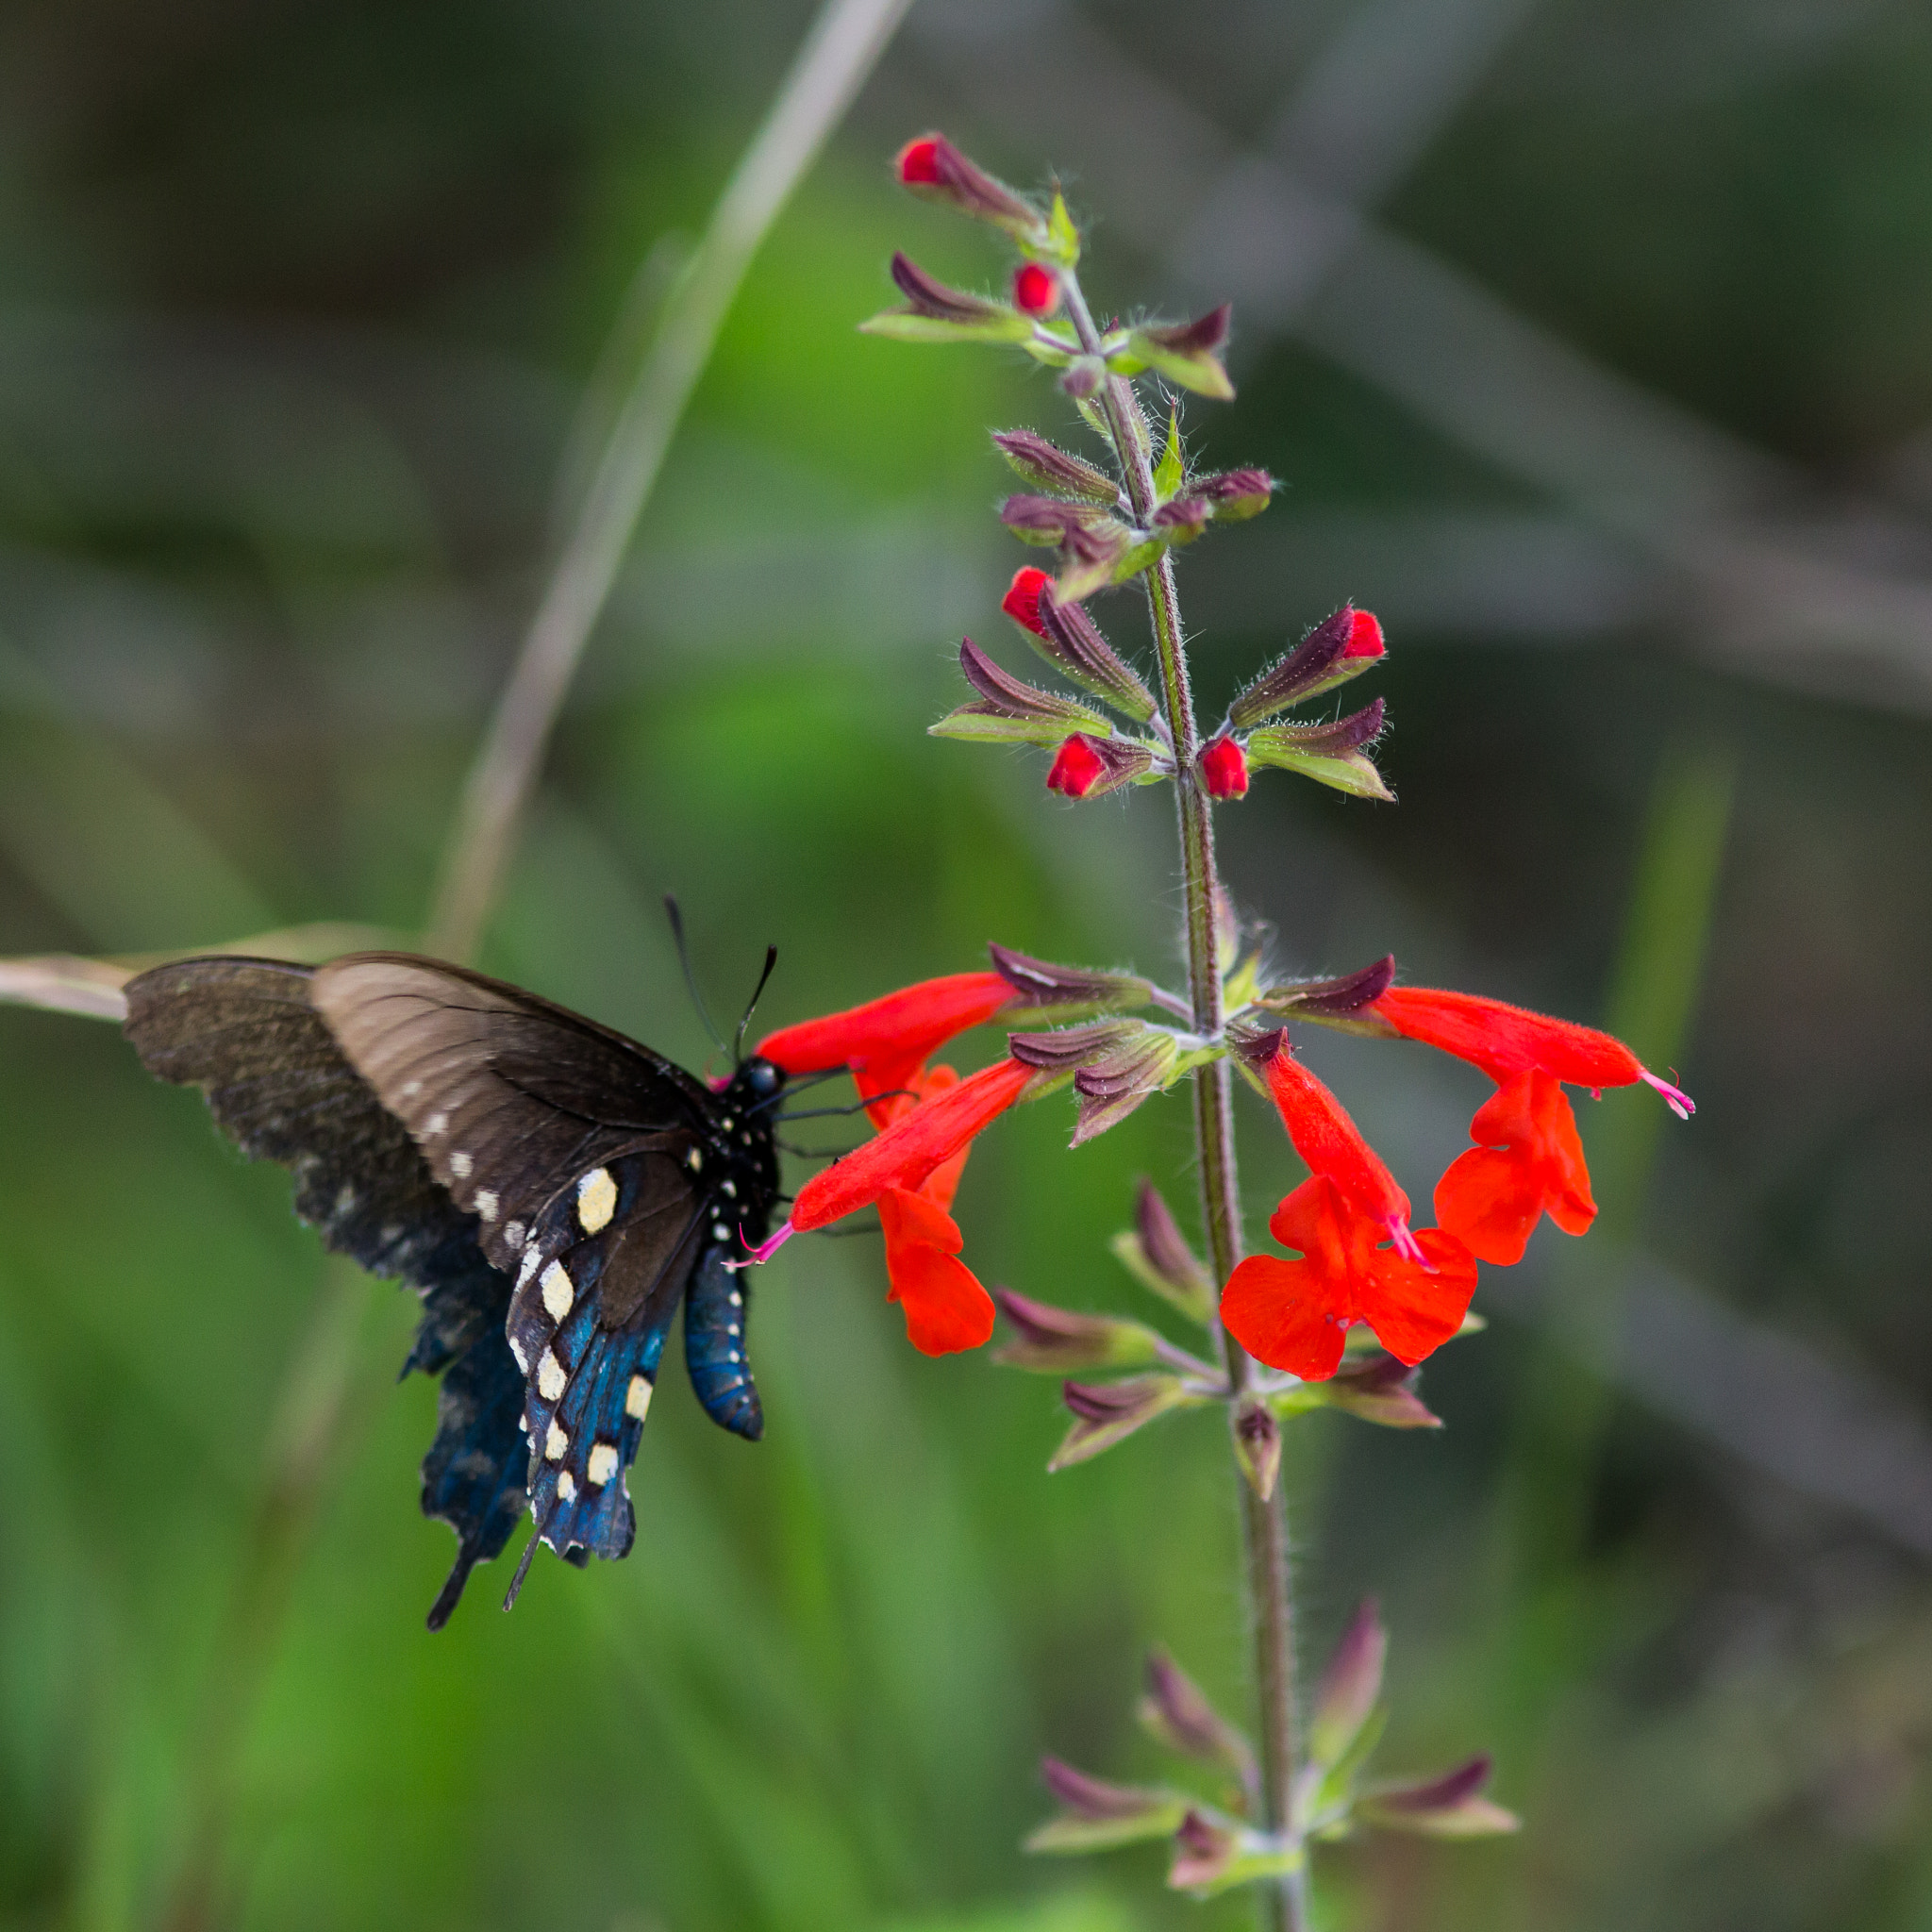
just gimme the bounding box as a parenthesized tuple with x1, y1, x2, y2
(1060, 274, 1307, 1932)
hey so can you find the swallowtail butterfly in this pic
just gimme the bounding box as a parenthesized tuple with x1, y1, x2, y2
(123, 951, 785, 1628)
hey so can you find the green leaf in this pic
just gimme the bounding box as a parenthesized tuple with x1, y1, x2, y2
(1038, 189, 1081, 269)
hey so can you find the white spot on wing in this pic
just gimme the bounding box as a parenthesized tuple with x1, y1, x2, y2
(576, 1167, 617, 1234)
(508, 1336, 529, 1374)
(625, 1375, 653, 1421)
(556, 1469, 576, 1501)
(537, 1349, 567, 1402)
(518, 1246, 541, 1288)
(587, 1442, 619, 1487)
(504, 1220, 525, 1249)
(400, 1079, 422, 1099)
(474, 1190, 498, 1222)
(541, 1262, 574, 1322)
(449, 1150, 473, 1179)
(425, 1111, 448, 1137)
(545, 1421, 568, 1460)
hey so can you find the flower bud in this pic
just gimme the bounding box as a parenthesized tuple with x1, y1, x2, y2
(1151, 496, 1211, 544)
(1139, 1650, 1257, 1783)
(991, 431, 1118, 505)
(1060, 354, 1107, 399)
(1007, 1018, 1142, 1074)
(895, 133, 1048, 244)
(1013, 262, 1061, 316)
(991, 1287, 1178, 1374)
(1356, 1755, 1520, 1839)
(1167, 1809, 1241, 1893)
(1310, 1599, 1387, 1769)
(1191, 468, 1274, 521)
(1244, 699, 1392, 802)
(1110, 1181, 1215, 1325)
(858, 252, 1034, 347)
(1050, 1374, 1194, 1469)
(1199, 736, 1249, 799)
(1035, 591, 1159, 721)
(1232, 1395, 1281, 1500)
(1124, 306, 1234, 401)
(1044, 732, 1157, 799)
(930, 638, 1114, 748)
(1001, 566, 1052, 637)
(1227, 605, 1385, 728)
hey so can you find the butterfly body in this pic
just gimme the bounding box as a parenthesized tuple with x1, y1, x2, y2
(123, 950, 786, 1626)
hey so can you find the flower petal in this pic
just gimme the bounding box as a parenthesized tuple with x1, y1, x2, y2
(758, 972, 1011, 1102)
(1434, 1070, 1598, 1261)
(1357, 1231, 1477, 1364)
(879, 1188, 995, 1355)
(1374, 987, 1641, 1089)
(1433, 1145, 1544, 1265)
(791, 1058, 1032, 1230)
(1221, 1253, 1351, 1382)
(1253, 1037, 1409, 1225)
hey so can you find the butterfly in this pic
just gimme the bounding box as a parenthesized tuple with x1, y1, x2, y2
(122, 946, 787, 1628)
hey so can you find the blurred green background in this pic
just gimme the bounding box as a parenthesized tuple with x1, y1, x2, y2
(3, 1, 1931, 1927)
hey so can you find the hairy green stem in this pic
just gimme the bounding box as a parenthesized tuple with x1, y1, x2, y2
(1061, 274, 1307, 1932)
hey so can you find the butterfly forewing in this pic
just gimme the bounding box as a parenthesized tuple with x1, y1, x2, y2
(122, 958, 532, 1625)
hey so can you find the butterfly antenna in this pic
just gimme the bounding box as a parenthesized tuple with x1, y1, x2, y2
(664, 896, 728, 1054)
(733, 944, 779, 1065)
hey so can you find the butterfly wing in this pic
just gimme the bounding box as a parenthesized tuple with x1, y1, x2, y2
(308, 955, 746, 1583)
(122, 957, 529, 1626)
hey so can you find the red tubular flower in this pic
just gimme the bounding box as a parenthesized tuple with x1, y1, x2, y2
(758, 971, 1012, 1113)
(1199, 735, 1248, 799)
(877, 1187, 995, 1355)
(792, 1057, 1033, 1233)
(1002, 565, 1052, 637)
(1013, 263, 1060, 316)
(1434, 1070, 1593, 1264)
(1373, 984, 1694, 1262)
(1222, 1176, 1477, 1380)
(1046, 733, 1108, 797)
(1346, 609, 1386, 659)
(1251, 1034, 1415, 1251)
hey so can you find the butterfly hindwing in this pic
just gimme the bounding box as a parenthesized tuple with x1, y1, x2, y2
(122, 958, 531, 1624)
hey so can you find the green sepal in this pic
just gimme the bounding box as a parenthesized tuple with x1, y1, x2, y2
(1110, 1232, 1214, 1326)
(1021, 325, 1082, 368)
(1153, 406, 1185, 499)
(1048, 1374, 1202, 1471)
(1020, 188, 1082, 270)
(1243, 730, 1394, 802)
(859, 308, 1033, 345)
(930, 708, 1102, 749)
(1124, 329, 1235, 401)
(1108, 538, 1164, 583)
(1026, 1798, 1190, 1856)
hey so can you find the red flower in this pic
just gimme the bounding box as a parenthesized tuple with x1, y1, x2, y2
(1012, 263, 1060, 316)
(1222, 1177, 1477, 1381)
(877, 1187, 993, 1355)
(1372, 985, 1694, 1263)
(1346, 609, 1385, 659)
(1251, 1033, 1414, 1249)
(1046, 733, 1108, 797)
(792, 1058, 1032, 1230)
(1434, 1070, 1592, 1264)
(750, 994, 1033, 1356)
(1002, 565, 1052, 637)
(758, 971, 1012, 1114)
(1199, 735, 1248, 798)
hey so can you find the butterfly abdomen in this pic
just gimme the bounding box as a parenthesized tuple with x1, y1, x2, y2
(683, 1248, 763, 1440)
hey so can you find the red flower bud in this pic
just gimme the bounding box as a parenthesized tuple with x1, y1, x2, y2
(1046, 733, 1108, 797)
(1012, 262, 1060, 316)
(1347, 609, 1385, 658)
(1199, 736, 1248, 798)
(896, 136, 943, 186)
(1001, 566, 1052, 638)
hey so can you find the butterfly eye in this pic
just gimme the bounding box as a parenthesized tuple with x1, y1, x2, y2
(743, 1058, 784, 1100)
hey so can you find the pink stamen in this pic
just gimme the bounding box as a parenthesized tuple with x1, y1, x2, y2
(1386, 1215, 1429, 1268)
(724, 1220, 795, 1271)
(1641, 1068, 1695, 1120)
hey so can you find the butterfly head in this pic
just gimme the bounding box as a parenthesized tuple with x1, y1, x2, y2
(733, 1056, 785, 1108)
